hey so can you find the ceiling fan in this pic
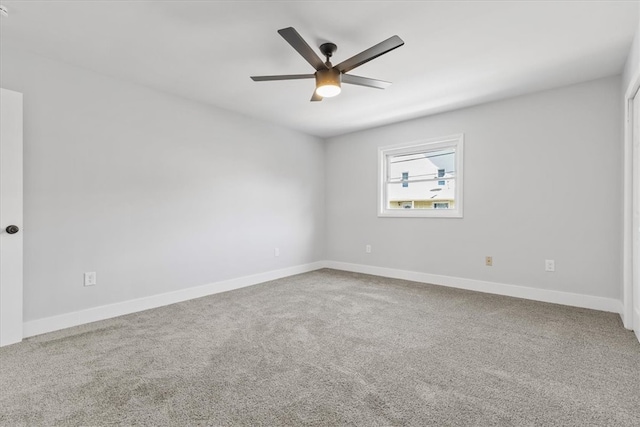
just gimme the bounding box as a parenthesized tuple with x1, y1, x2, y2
(250, 27, 404, 102)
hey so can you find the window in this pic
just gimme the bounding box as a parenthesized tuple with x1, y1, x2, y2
(378, 134, 463, 218)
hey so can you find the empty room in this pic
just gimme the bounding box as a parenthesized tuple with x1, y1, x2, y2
(1, 1, 639, 425)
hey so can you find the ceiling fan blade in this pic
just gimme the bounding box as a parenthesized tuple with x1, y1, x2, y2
(278, 27, 328, 71)
(251, 74, 315, 81)
(310, 91, 323, 102)
(336, 35, 404, 73)
(342, 74, 392, 89)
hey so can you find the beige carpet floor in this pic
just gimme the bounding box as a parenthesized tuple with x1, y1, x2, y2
(1, 268, 639, 426)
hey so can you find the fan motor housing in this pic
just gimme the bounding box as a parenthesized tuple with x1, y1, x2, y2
(315, 67, 341, 88)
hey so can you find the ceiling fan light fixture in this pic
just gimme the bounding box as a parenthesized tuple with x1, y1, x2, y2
(315, 68, 341, 98)
(251, 27, 404, 101)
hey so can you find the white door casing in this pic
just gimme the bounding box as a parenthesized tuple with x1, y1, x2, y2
(0, 88, 23, 347)
(634, 92, 640, 335)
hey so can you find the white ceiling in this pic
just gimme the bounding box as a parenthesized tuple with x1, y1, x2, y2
(1, 1, 638, 138)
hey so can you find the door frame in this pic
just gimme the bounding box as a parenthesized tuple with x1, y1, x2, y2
(623, 71, 640, 339)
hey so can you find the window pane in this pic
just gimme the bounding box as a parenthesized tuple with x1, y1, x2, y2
(378, 134, 463, 218)
(388, 149, 455, 183)
(386, 179, 456, 210)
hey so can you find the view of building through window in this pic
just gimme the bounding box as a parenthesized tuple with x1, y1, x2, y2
(378, 134, 463, 218)
(387, 148, 456, 210)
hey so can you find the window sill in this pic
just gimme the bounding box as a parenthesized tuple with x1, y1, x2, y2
(378, 210, 463, 218)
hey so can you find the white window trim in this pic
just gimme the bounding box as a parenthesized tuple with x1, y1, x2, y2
(378, 134, 464, 218)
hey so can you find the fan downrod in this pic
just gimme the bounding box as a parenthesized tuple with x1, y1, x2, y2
(319, 43, 337, 61)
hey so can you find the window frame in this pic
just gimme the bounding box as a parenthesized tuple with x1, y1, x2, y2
(378, 134, 464, 218)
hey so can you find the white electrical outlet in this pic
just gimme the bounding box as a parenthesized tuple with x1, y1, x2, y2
(84, 272, 96, 286)
(274, 248, 280, 257)
(365, 245, 372, 253)
(545, 260, 555, 272)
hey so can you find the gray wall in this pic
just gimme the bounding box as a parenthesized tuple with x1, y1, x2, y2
(325, 76, 622, 300)
(0, 45, 626, 323)
(1, 48, 325, 322)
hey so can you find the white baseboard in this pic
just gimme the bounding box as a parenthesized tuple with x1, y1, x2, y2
(21, 260, 630, 341)
(324, 261, 623, 315)
(23, 261, 325, 339)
